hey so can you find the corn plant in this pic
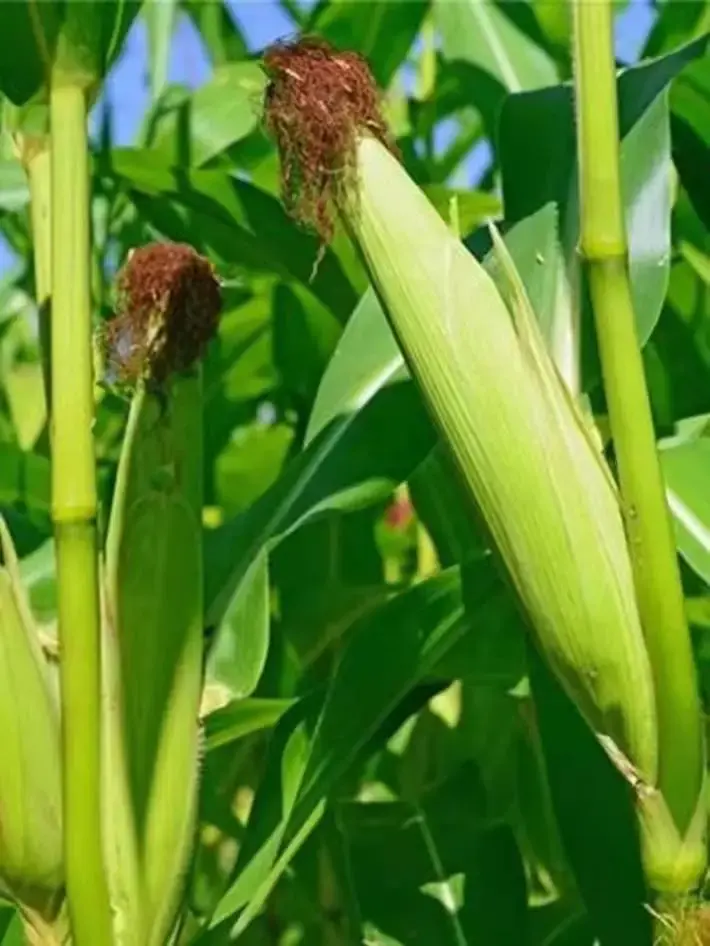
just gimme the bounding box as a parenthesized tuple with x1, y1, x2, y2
(0, 2, 710, 946)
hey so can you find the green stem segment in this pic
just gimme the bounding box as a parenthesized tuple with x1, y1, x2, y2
(572, 1, 704, 838)
(50, 83, 112, 946)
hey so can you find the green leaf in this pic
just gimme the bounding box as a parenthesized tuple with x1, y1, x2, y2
(642, 215, 710, 428)
(499, 34, 710, 390)
(206, 548, 271, 701)
(209, 555, 508, 934)
(528, 641, 652, 946)
(0, 6, 53, 104)
(434, 0, 558, 93)
(0, 444, 51, 530)
(272, 281, 342, 406)
(670, 47, 710, 235)
(271, 510, 389, 669)
(410, 56, 504, 151)
(643, 1, 710, 60)
(202, 288, 278, 479)
(149, 62, 265, 167)
(18, 537, 56, 625)
(204, 378, 437, 637)
(214, 420, 294, 518)
(432, 557, 525, 687)
(532, 0, 571, 59)
(182, 0, 248, 66)
(659, 426, 710, 587)
(294, 562, 501, 819)
(340, 775, 529, 945)
(0, 910, 22, 946)
(424, 185, 502, 236)
(0, 161, 29, 212)
(203, 692, 324, 934)
(107, 149, 357, 320)
(144, 0, 176, 101)
(0, 0, 142, 103)
(481, 203, 562, 360)
(309, 0, 429, 86)
(407, 445, 484, 568)
(203, 697, 295, 752)
(305, 288, 404, 446)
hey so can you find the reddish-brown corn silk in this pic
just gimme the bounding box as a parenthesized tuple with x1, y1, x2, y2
(262, 35, 396, 245)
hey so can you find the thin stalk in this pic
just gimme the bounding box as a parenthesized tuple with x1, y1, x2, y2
(417, 14, 437, 102)
(27, 146, 52, 307)
(572, 1, 703, 836)
(417, 14, 436, 165)
(25, 144, 52, 447)
(50, 83, 112, 946)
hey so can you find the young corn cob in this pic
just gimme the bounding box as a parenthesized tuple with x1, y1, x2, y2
(0, 517, 63, 924)
(102, 242, 221, 946)
(259, 36, 699, 885)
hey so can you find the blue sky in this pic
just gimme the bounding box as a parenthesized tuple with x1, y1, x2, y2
(0, 0, 655, 274)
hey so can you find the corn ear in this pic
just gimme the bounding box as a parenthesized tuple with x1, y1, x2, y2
(0, 516, 63, 912)
(344, 134, 658, 785)
(103, 377, 203, 946)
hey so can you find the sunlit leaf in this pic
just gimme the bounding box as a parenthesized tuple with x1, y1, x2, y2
(204, 697, 295, 752)
(660, 424, 710, 587)
(144, 0, 176, 101)
(150, 62, 265, 167)
(435, 0, 558, 93)
(500, 34, 709, 389)
(207, 548, 271, 701)
(309, 0, 429, 86)
(182, 0, 248, 66)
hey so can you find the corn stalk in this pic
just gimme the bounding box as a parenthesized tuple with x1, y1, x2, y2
(572, 0, 706, 895)
(50, 80, 113, 946)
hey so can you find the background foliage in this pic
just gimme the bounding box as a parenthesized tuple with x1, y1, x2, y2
(3, 1, 710, 944)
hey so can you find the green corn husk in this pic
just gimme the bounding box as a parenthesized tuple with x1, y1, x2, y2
(334, 133, 659, 784)
(334, 133, 710, 887)
(0, 516, 63, 914)
(347, 135, 657, 775)
(101, 239, 220, 946)
(103, 377, 204, 946)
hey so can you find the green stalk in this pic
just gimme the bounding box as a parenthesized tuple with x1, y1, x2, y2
(572, 0, 704, 850)
(50, 83, 112, 946)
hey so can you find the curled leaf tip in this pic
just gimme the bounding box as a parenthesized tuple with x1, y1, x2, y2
(104, 241, 221, 387)
(262, 34, 396, 244)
